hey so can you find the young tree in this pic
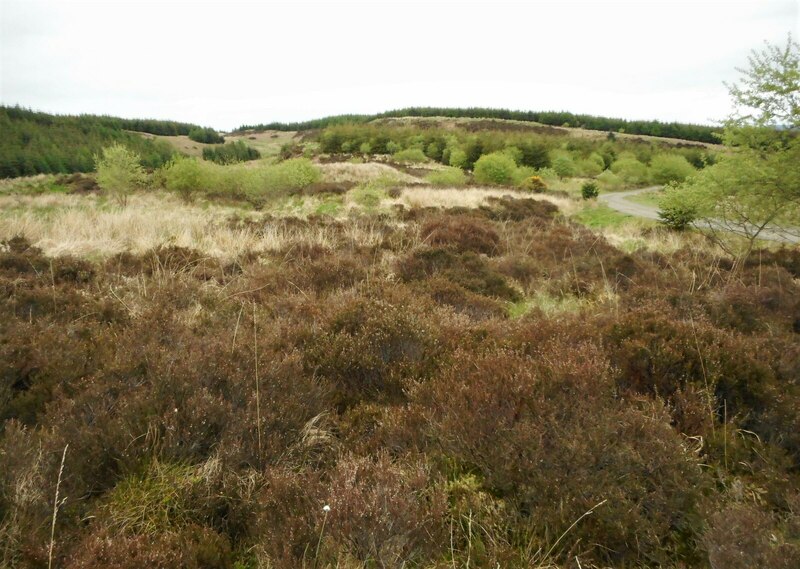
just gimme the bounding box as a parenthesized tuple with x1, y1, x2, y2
(661, 35, 800, 257)
(95, 144, 147, 207)
(726, 34, 799, 129)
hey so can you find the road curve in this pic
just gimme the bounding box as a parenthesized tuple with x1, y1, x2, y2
(598, 186, 663, 220)
(598, 186, 800, 244)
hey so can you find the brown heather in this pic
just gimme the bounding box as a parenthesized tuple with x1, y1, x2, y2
(0, 188, 798, 569)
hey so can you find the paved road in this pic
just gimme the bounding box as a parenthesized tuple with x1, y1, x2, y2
(598, 186, 663, 221)
(599, 186, 800, 244)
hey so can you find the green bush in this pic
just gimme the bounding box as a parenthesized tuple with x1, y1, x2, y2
(501, 146, 523, 164)
(517, 140, 551, 169)
(95, 144, 147, 207)
(392, 148, 429, 163)
(552, 154, 577, 178)
(650, 154, 696, 184)
(253, 158, 321, 194)
(425, 167, 468, 187)
(162, 156, 205, 200)
(448, 148, 468, 169)
(658, 203, 696, 230)
(473, 152, 518, 185)
(187, 127, 224, 144)
(611, 157, 650, 185)
(581, 181, 600, 200)
(597, 169, 623, 190)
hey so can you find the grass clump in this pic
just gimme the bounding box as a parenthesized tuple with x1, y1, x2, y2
(103, 461, 200, 535)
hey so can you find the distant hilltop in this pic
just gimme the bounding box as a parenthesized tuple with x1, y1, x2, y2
(235, 107, 720, 144)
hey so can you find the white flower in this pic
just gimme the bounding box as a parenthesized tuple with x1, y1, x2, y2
(322, 504, 331, 512)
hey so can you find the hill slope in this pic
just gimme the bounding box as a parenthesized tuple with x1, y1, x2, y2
(0, 106, 210, 178)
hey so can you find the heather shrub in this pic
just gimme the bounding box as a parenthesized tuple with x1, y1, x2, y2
(704, 504, 800, 569)
(473, 152, 518, 185)
(478, 195, 558, 222)
(415, 277, 507, 320)
(397, 248, 521, 301)
(418, 345, 707, 565)
(322, 453, 447, 566)
(420, 214, 501, 255)
(250, 468, 323, 568)
(303, 297, 441, 407)
(65, 524, 232, 569)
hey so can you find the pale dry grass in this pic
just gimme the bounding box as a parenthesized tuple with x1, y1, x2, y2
(393, 186, 579, 214)
(599, 222, 712, 255)
(0, 192, 372, 260)
(319, 162, 420, 185)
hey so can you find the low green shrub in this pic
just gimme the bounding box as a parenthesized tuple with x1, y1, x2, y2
(392, 148, 429, 163)
(425, 167, 467, 187)
(650, 153, 696, 184)
(611, 157, 650, 185)
(596, 169, 623, 189)
(658, 203, 696, 230)
(448, 148, 469, 169)
(551, 153, 577, 178)
(162, 156, 205, 200)
(473, 152, 518, 185)
(581, 181, 600, 199)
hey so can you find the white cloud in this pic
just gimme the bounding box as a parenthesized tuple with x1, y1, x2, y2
(1, 0, 796, 130)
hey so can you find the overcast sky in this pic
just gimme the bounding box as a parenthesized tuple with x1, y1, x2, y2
(1, 0, 797, 131)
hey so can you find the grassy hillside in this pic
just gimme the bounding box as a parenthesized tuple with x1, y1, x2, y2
(0, 106, 211, 178)
(237, 106, 720, 144)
